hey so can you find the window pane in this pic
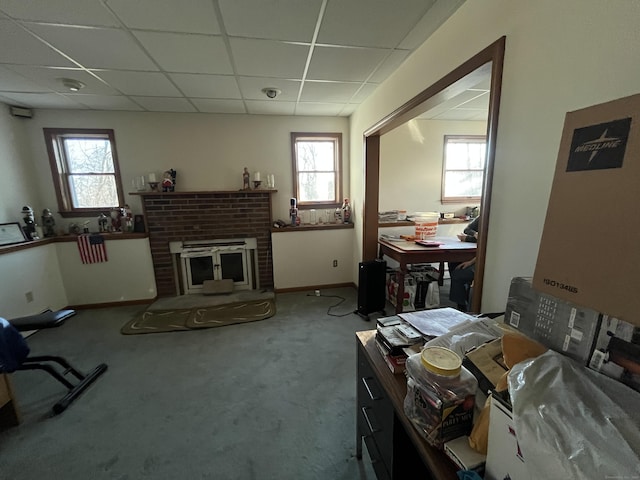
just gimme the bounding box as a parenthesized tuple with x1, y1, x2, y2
(296, 141, 335, 171)
(298, 172, 335, 202)
(63, 138, 114, 173)
(444, 171, 484, 198)
(69, 175, 119, 208)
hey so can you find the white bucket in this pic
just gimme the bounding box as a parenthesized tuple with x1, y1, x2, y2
(414, 212, 439, 239)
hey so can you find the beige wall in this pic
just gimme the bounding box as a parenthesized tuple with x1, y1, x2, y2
(379, 118, 485, 215)
(349, 0, 640, 312)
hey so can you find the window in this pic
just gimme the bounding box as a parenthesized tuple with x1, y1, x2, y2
(291, 132, 342, 207)
(441, 135, 486, 202)
(44, 128, 124, 217)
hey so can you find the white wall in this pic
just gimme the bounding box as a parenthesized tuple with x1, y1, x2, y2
(21, 110, 349, 228)
(55, 238, 156, 305)
(0, 106, 41, 224)
(350, 0, 640, 313)
(272, 229, 354, 290)
(0, 244, 67, 318)
(379, 119, 485, 215)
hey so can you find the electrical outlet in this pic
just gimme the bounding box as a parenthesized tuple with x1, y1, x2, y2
(333, 259, 338, 267)
(315, 290, 320, 296)
(25, 291, 34, 303)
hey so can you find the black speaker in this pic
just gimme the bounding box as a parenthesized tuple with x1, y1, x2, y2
(356, 260, 387, 319)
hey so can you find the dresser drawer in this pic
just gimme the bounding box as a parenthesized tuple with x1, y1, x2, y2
(364, 432, 391, 480)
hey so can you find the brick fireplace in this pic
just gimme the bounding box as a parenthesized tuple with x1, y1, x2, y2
(138, 191, 274, 297)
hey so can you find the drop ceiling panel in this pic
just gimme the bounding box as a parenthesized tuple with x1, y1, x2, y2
(8, 65, 118, 95)
(459, 92, 490, 110)
(70, 94, 144, 111)
(317, 0, 434, 48)
(398, 0, 462, 49)
(237, 77, 300, 101)
(219, 0, 322, 42)
(134, 31, 232, 74)
(0, 91, 85, 108)
(0, 66, 53, 93)
(307, 45, 387, 82)
(96, 70, 182, 96)
(0, 20, 75, 67)
(0, 0, 119, 27)
(369, 50, 410, 83)
(245, 100, 295, 115)
(170, 73, 241, 99)
(26, 24, 158, 70)
(434, 108, 486, 121)
(295, 102, 345, 116)
(350, 83, 379, 104)
(300, 81, 360, 103)
(130, 96, 197, 112)
(230, 38, 308, 78)
(106, 0, 220, 34)
(191, 98, 246, 114)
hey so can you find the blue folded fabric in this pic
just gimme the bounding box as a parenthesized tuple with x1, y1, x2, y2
(457, 470, 483, 480)
(0, 318, 30, 373)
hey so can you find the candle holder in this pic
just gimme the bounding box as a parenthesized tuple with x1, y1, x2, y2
(253, 180, 262, 189)
(148, 181, 160, 192)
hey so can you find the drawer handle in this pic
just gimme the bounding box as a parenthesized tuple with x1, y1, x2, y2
(361, 406, 380, 433)
(361, 377, 380, 400)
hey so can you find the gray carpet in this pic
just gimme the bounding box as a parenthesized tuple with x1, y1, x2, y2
(0, 288, 380, 480)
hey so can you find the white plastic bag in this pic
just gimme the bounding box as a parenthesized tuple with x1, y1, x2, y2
(508, 350, 640, 479)
(425, 281, 440, 308)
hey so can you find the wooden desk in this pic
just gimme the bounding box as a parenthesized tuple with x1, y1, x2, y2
(0, 374, 20, 429)
(356, 330, 458, 479)
(378, 237, 476, 313)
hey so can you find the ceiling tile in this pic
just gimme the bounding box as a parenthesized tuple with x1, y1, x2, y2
(0, 20, 75, 67)
(95, 70, 182, 96)
(0, 0, 119, 27)
(230, 38, 308, 78)
(191, 98, 246, 114)
(434, 109, 486, 121)
(26, 23, 158, 70)
(0, 66, 53, 93)
(245, 100, 295, 115)
(170, 73, 241, 99)
(134, 31, 232, 74)
(237, 77, 300, 101)
(398, 0, 465, 49)
(307, 45, 387, 82)
(106, 0, 220, 34)
(68, 94, 144, 111)
(219, 0, 322, 42)
(300, 81, 359, 103)
(130, 96, 197, 112)
(459, 92, 490, 110)
(317, 0, 435, 48)
(295, 102, 345, 116)
(0, 91, 86, 109)
(7, 65, 118, 95)
(369, 50, 410, 83)
(350, 83, 378, 103)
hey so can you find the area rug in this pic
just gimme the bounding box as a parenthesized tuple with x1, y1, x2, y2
(121, 299, 276, 335)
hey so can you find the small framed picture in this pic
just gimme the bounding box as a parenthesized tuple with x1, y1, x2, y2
(0, 222, 28, 246)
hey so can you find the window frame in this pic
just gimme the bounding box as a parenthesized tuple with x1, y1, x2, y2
(43, 128, 125, 218)
(441, 134, 487, 203)
(291, 132, 342, 209)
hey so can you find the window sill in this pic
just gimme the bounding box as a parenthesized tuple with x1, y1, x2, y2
(271, 223, 354, 233)
(0, 232, 148, 256)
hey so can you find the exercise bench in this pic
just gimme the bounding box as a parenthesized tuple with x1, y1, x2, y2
(0, 309, 107, 416)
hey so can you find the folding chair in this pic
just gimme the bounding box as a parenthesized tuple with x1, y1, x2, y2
(0, 310, 107, 415)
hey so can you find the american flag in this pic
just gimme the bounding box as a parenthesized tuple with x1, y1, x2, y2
(77, 234, 108, 264)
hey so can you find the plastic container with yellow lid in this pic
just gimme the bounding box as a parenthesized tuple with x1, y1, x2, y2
(404, 346, 477, 448)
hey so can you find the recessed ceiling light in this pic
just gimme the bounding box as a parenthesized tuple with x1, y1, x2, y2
(59, 78, 85, 92)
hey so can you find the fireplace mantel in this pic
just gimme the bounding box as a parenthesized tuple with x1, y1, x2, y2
(138, 191, 275, 297)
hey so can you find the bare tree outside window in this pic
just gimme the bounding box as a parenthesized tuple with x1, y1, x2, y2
(291, 132, 341, 208)
(44, 128, 124, 217)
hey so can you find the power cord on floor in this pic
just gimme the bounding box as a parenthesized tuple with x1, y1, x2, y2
(306, 293, 354, 317)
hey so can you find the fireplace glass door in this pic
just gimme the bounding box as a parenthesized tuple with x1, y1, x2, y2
(184, 250, 250, 293)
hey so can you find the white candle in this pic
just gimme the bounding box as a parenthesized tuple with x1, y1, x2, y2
(148, 173, 157, 182)
(254, 172, 261, 181)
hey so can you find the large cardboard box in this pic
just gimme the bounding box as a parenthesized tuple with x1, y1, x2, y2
(533, 93, 640, 326)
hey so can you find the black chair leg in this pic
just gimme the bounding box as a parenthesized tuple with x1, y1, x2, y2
(19, 358, 108, 415)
